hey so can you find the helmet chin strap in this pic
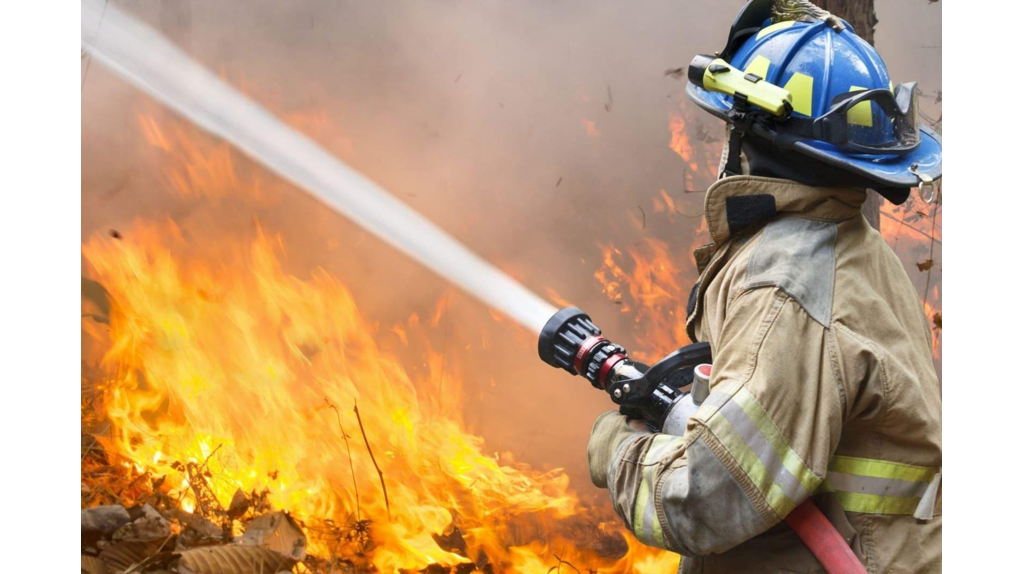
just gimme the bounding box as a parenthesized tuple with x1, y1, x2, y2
(719, 124, 746, 178)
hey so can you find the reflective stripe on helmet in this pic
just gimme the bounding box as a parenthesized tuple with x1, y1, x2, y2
(846, 86, 873, 127)
(744, 55, 772, 80)
(819, 455, 940, 516)
(783, 73, 814, 116)
(756, 20, 797, 41)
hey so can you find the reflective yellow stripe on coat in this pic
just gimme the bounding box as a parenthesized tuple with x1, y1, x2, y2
(820, 455, 941, 517)
(631, 434, 685, 548)
(705, 387, 822, 518)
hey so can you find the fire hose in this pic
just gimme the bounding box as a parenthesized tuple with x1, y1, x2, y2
(82, 1, 865, 570)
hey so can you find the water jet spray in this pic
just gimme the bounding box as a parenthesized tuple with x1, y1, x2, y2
(81, 0, 712, 433)
(81, 0, 555, 335)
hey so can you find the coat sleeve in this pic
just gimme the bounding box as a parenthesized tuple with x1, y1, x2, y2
(592, 286, 844, 556)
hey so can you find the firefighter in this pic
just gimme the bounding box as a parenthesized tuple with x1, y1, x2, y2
(586, 1, 941, 571)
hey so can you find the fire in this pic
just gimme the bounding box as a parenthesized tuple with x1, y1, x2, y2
(593, 239, 692, 363)
(138, 113, 242, 200)
(878, 189, 943, 365)
(82, 111, 683, 571)
(668, 112, 699, 174)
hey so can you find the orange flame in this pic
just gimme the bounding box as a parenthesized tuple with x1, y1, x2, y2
(82, 111, 683, 571)
(668, 112, 699, 173)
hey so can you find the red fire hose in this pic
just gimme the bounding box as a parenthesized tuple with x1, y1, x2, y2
(786, 500, 868, 574)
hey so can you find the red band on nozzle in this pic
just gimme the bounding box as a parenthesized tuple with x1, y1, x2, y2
(598, 353, 627, 389)
(574, 335, 606, 374)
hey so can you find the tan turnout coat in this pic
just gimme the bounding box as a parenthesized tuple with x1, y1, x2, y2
(588, 176, 941, 573)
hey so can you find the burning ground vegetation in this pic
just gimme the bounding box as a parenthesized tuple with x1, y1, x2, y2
(80, 221, 678, 573)
(82, 96, 939, 573)
(81, 107, 677, 571)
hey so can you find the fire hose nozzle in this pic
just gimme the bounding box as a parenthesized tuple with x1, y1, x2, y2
(539, 306, 626, 390)
(538, 306, 713, 430)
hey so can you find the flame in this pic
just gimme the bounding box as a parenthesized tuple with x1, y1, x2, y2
(582, 117, 600, 138)
(82, 111, 684, 571)
(878, 192, 943, 364)
(668, 112, 699, 174)
(593, 233, 705, 363)
(138, 112, 242, 200)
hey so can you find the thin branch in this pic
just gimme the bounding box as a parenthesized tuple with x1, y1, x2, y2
(922, 188, 942, 314)
(354, 400, 391, 522)
(82, 0, 110, 89)
(325, 397, 361, 522)
(879, 211, 942, 245)
(636, 204, 646, 229)
(890, 208, 909, 251)
(547, 550, 581, 574)
(438, 291, 452, 414)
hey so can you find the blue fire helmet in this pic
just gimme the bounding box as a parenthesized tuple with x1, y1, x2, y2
(686, 0, 941, 192)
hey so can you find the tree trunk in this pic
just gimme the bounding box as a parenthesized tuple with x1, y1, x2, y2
(817, 0, 882, 230)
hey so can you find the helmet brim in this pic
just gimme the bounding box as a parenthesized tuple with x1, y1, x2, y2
(686, 82, 942, 189)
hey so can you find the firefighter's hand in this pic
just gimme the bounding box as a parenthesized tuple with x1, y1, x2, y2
(587, 411, 650, 489)
(627, 418, 648, 432)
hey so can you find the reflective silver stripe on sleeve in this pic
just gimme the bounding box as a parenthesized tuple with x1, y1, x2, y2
(701, 390, 733, 411)
(719, 398, 811, 503)
(633, 435, 685, 548)
(826, 471, 931, 499)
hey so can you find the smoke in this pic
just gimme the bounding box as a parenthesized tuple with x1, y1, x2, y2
(82, 0, 941, 498)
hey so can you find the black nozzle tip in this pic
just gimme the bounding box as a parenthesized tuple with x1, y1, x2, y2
(688, 54, 716, 87)
(538, 306, 589, 366)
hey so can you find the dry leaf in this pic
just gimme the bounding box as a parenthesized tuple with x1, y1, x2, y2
(227, 489, 250, 520)
(166, 508, 224, 548)
(114, 505, 171, 542)
(241, 512, 307, 561)
(83, 505, 131, 550)
(99, 539, 170, 572)
(916, 259, 934, 272)
(178, 545, 296, 574)
(932, 312, 942, 330)
(81, 555, 107, 574)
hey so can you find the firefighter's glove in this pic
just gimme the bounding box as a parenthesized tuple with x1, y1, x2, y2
(587, 411, 650, 489)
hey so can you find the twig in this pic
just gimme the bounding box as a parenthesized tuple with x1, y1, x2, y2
(547, 547, 581, 574)
(82, 0, 110, 89)
(438, 291, 452, 414)
(353, 400, 391, 522)
(122, 533, 175, 573)
(636, 204, 646, 229)
(879, 211, 942, 245)
(200, 444, 223, 471)
(81, 423, 110, 462)
(325, 397, 361, 522)
(889, 208, 909, 251)
(921, 187, 942, 318)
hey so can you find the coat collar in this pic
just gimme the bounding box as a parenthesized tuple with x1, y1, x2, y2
(703, 176, 866, 245)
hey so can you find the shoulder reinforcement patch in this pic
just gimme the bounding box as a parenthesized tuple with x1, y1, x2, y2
(744, 217, 837, 326)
